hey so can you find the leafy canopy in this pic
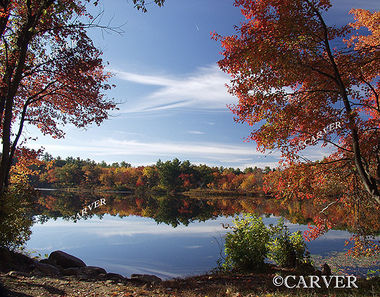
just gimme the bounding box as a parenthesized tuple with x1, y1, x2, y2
(213, 0, 379, 205)
(0, 0, 166, 192)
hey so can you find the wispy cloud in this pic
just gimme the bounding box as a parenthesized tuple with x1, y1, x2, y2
(112, 64, 236, 113)
(240, 161, 280, 169)
(29, 137, 280, 168)
(35, 138, 267, 158)
(187, 130, 205, 135)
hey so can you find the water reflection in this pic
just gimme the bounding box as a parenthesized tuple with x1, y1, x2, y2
(34, 191, 380, 235)
(26, 190, 379, 279)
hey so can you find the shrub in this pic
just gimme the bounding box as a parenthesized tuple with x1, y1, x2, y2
(267, 219, 309, 268)
(0, 183, 36, 250)
(221, 215, 311, 271)
(223, 213, 270, 271)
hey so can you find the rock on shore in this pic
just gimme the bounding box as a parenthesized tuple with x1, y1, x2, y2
(0, 247, 162, 284)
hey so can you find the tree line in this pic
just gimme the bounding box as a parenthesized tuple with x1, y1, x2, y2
(31, 154, 270, 193)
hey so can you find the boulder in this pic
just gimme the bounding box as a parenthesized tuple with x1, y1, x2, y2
(130, 274, 162, 284)
(34, 262, 60, 276)
(39, 259, 52, 265)
(80, 266, 106, 277)
(77, 274, 90, 281)
(0, 248, 34, 273)
(48, 251, 86, 269)
(61, 265, 106, 279)
(62, 267, 80, 276)
(106, 273, 125, 281)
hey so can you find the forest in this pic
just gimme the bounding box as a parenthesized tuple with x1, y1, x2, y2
(30, 154, 270, 194)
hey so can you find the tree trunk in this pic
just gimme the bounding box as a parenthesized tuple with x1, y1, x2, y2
(313, 4, 380, 205)
(0, 9, 36, 194)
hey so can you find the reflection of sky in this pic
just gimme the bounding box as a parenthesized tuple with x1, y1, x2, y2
(27, 214, 357, 279)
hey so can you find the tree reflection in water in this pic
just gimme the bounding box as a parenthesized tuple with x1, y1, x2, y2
(34, 190, 379, 238)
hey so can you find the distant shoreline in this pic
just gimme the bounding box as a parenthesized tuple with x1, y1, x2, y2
(35, 187, 271, 198)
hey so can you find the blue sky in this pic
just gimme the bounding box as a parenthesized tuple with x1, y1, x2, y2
(26, 0, 378, 169)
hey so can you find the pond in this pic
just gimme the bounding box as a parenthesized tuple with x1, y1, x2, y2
(25, 190, 380, 279)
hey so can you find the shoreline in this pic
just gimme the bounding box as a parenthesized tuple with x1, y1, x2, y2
(35, 187, 271, 197)
(0, 248, 379, 297)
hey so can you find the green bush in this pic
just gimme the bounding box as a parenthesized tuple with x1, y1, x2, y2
(267, 219, 309, 268)
(0, 183, 36, 250)
(223, 213, 270, 271)
(221, 215, 311, 271)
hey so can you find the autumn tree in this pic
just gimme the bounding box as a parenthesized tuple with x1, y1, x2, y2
(214, 0, 380, 205)
(0, 0, 166, 194)
(0, 0, 112, 193)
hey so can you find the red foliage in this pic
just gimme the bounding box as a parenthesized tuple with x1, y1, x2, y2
(0, 0, 116, 192)
(214, 0, 380, 246)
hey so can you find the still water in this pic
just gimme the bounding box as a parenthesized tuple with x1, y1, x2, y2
(26, 191, 379, 279)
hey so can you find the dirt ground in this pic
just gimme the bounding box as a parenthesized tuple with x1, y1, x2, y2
(1, 271, 379, 297)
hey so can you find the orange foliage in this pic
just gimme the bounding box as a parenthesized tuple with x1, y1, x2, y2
(214, 0, 380, 247)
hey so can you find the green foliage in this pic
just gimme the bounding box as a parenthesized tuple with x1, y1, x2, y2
(55, 163, 84, 187)
(366, 268, 380, 279)
(0, 183, 35, 250)
(223, 214, 270, 271)
(221, 215, 311, 271)
(156, 159, 185, 192)
(17, 245, 48, 260)
(267, 219, 309, 268)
